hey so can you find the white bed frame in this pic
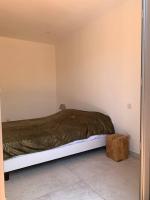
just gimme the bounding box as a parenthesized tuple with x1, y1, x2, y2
(4, 135, 106, 173)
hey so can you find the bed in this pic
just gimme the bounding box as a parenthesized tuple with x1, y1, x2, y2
(2, 109, 115, 180)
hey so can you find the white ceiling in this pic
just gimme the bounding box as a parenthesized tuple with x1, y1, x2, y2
(0, 0, 124, 44)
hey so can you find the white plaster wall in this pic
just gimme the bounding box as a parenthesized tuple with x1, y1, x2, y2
(0, 37, 56, 121)
(56, 0, 141, 153)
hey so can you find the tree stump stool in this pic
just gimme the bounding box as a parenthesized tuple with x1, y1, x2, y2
(106, 134, 129, 162)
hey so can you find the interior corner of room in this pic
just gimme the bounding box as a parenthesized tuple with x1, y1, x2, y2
(0, 0, 142, 200)
(0, 0, 141, 156)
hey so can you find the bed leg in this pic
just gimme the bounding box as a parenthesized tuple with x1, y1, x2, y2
(4, 172, 9, 181)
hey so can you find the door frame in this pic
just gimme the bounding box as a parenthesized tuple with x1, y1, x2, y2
(141, 0, 150, 199)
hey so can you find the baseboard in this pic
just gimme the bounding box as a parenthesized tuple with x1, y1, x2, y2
(130, 151, 140, 159)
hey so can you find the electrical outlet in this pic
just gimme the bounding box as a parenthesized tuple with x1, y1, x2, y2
(127, 104, 132, 109)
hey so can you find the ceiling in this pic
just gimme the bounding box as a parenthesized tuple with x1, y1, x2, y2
(0, 0, 124, 44)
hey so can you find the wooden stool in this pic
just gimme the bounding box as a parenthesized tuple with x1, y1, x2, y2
(106, 134, 129, 162)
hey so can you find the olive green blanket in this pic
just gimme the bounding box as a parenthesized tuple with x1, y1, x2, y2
(2, 109, 115, 160)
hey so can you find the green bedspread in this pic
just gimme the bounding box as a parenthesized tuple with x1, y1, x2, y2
(2, 109, 115, 160)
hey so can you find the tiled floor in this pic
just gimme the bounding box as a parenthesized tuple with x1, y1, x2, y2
(5, 149, 140, 200)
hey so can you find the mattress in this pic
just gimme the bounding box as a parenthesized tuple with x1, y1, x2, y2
(3, 109, 114, 160)
(4, 134, 106, 172)
(5, 135, 106, 160)
(58, 134, 105, 148)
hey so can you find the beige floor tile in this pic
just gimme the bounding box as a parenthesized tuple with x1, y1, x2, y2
(5, 149, 140, 200)
(36, 182, 104, 200)
(5, 163, 80, 200)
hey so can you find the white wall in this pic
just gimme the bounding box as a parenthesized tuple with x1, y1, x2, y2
(0, 37, 56, 121)
(56, 0, 141, 154)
